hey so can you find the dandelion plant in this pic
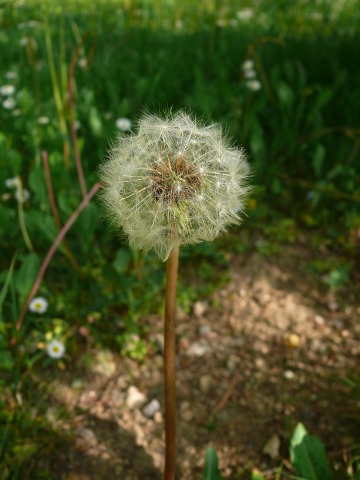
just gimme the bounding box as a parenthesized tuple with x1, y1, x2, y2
(101, 111, 250, 480)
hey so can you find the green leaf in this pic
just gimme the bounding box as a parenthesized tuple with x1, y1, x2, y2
(290, 423, 332, 480)
(251, 470, 266, 480)
(0, 254, 17, 321)
(312, 144, 326, 177)
(77, 203, 99, 252)
(113, 248, 132, 274)
(203, 448, 223, 480)
(0, 349, 15, 371)
(14, 253, 40, 302)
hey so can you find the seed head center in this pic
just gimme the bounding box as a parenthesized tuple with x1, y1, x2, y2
(151, 154, 202, 203)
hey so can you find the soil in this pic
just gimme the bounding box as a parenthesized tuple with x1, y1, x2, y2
(43, 242, 360, 479)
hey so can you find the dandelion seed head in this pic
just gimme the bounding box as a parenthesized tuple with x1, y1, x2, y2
(100, 111, 250, 261)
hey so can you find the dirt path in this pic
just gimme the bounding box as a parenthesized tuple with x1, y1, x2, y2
(46, 245, 360, 479)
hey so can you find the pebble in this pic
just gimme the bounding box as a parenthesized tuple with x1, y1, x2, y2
(186, 340, 209, 357)
(126, 386, 146, 409)
(284, 369, 295, 380)
(193, 301, 207, 317)
(315, 314, 325, 325)
(199, 324, 211, 336)
(143, 399, 161, 418)
(284, 333, 300, 348)
(199, 375, 212, 393)
(262, 434, 281, 459)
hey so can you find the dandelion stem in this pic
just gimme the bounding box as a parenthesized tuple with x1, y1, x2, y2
(164, 245, 179, 480)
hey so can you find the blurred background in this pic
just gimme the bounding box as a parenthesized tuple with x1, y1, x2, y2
(0, 0, 359, 479)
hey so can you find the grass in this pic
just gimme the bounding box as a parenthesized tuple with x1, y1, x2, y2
(0, 0, 359, 478)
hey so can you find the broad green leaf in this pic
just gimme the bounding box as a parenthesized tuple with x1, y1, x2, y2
(290, 423, 332, 480)
(203, 447, 223, 480)
(14, 253, 40, 302)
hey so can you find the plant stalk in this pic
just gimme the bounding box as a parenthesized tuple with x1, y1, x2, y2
(164, 245, 179, 480)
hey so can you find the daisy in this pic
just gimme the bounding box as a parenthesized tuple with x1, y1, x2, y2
(246, 79, 262, 91)
(5, 177, 20, 188)
(0, 84, 15, 96)
(29, 296, 48, 314)
(46, 339, 65, 359)
(37, 116, 50, 125)
(2, 98, 16, 110)
(115, 117, 132, 131)
(5, 72, 18, 80)
(15, 188, 30, 203)
(243, 69, 256, 79)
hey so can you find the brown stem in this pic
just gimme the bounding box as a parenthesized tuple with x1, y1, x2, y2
(68, 33, 95, 199)
(164, 246, 179, 480)
(41, 150, 81, 273)
(15, 182, 101, 333)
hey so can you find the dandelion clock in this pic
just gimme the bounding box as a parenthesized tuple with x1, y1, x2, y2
(100, 111, 250, 480)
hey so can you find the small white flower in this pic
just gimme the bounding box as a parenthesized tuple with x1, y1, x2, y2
(243, 69, 256, 79)
(237, 8, 254, 21)
(20, 38, 29, 47)
(5, 72, 18, 80)
(2, 97, 16, 110)
(0, 85, 15, 96)
(242, 59, 255, 71)
(246, 80, 262, 91)
(15, 188, 30, 203)
(38, 116, 49, 125)
(5, 177, 20, 189)
(116, 117, 132, 131)
(46, 340, 65, 359)
(29, 297, 48, 314)
(78, 57, 87, 69)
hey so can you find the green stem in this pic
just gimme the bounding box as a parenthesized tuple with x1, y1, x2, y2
(164, 246, 179, 480)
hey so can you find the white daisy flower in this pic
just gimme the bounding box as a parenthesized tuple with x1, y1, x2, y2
(78, 57, 87, 69)
(242, 59, 255, 71)
(243, 69, 256, 79)
(37, 116, 50, 125)
(0, 85, 15, 96)
(29, 297, 48, 313)
(2, 98, 16, 110)
(5, 177, 20, 189)
(237, 8, 254, 22)
(115, 117, 132, 131)
(15, 188, 30, 203)
(46, 339, 65, 359)
(246, 79, 262, 91)
(5, 72, 18, 80)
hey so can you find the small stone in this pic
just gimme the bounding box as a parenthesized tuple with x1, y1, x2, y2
(239, 288, 247, 297)
(126, 386, 146, 409)
(199, 324, 211, 336)
(315, 315, 325, 325)
(186, 340, 209, 357)
(199, 375, 212, 393)
(284, 333, 300, 348)
(284, 370, 295, 380)
(227, 355, 238, 371)
(92, 349, 116, 377)
(327, 300, 339, 312)
(193, 301, 207, 318)
(154, 411, 163, 424)
(263, 434, 281, 459)
(143, 399, 161, 418)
